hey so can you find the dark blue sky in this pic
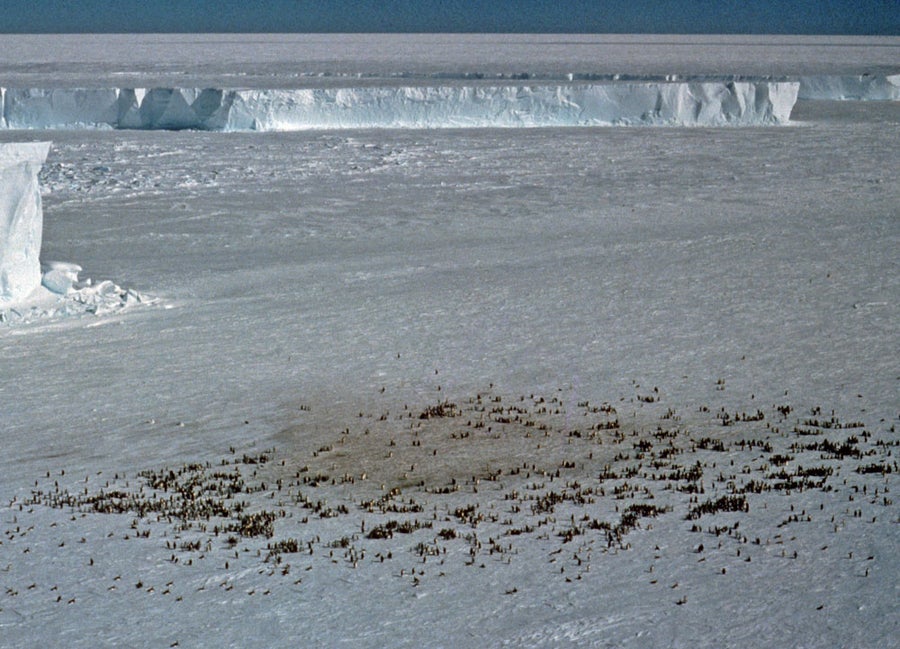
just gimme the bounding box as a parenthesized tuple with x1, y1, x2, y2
(1, 0, 896, 34)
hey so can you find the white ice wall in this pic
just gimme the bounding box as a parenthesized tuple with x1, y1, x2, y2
(798, 74, 900, 100)
(2, 75, 896, 131)
(0, 142, 51, 303)
(220, 82, 799, 130)
(0, 82, 800, 130)
(2, 89, 119, 129)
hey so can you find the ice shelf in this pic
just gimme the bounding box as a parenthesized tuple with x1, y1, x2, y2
(0, 82, 800, 130)
(0, 142, 51, 303)
(797, 74, 900, 100)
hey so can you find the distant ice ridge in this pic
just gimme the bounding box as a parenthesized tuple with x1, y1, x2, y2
(797, 74, 900, 100)
(0, 82, 799, 130)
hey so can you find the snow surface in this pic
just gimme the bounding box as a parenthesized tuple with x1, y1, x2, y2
(0, 142, 50, 302)
(1, 34, 898, 87)
(1, 82, 799, 130)
(0, 34, 898, 649)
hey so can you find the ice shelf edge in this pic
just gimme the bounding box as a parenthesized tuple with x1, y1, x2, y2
(0, 82, 803, 131)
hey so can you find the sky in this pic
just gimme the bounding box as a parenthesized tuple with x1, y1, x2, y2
(0, 0, 896, 35)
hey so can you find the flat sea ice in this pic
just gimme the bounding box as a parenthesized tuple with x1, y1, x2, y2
(0, 34, 897, 649)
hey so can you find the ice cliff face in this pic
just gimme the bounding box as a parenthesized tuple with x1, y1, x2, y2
(0, 142, 51, 303)
(0, 82, 799, 130)
(2, 75, 896, 132)
(218, 82, 800, 130)
(797, 74, 900, 100)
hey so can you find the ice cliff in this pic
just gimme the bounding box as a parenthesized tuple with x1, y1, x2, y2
(3, 75, 896, 132)
(0, 142, 146, 321)
(0, 142, 51, 303)
(797, 74, 900, 100)
(0, 81, 800, 130)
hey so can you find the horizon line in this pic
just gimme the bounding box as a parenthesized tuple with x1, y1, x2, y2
(2, 31, 898, 37)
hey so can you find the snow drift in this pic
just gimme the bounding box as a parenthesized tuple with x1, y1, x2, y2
(0, 142, 51, 302)
(0, 81, 800, 130)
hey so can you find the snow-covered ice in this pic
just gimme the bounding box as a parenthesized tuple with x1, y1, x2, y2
(0, 34, 897, 649)
(39, 260, 81, 294)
